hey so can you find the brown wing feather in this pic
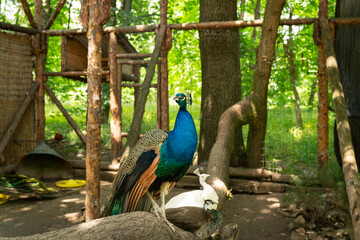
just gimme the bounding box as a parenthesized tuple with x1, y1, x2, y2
(126, 154, 160, 212)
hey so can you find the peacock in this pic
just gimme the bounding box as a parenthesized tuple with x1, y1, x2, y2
(102, 93, 198, 229)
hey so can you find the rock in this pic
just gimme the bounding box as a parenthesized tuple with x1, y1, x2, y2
(290, 231, 306, 240)
(294, 228, 306, 234)
(289, 215, 306, 230)
(335, 228, 351, 238)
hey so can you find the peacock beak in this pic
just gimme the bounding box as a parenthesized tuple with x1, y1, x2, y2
(173, 96, 179, 101)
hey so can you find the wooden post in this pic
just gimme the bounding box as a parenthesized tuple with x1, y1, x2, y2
(0, 82, 39, 157)
(43, 83, 86, 145)
(315, 0, 329, 168)
(157, 62, 161, 129)
(81, 0, 110, 221)
(34, 0, 46, 141)
(109, 32, 121, 164)
(117, 60, 123, 150)
(319, 17, 360, 240)
(159, 0, 169, 131)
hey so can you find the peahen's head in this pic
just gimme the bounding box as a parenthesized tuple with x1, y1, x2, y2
(173, 93, 187, 109)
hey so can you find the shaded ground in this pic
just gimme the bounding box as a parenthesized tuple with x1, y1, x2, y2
(0, 181, 292, 239)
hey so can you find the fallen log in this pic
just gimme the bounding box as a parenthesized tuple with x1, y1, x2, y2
(72, 169, 116, 182)
(68, 160, 298, 184)
(68, 160, 119, 171)
(0, 212, 197, 240)
(229, 178, 287, 194)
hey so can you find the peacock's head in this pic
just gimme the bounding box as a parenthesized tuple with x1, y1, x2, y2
(173, 93, 187, 109)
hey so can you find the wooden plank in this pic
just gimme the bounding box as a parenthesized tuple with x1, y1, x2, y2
(43, 83, 86, 145)
(0, 82, 39, 157)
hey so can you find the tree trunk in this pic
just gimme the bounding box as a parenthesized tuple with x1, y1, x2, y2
(122, 0, 132, 12)
(240, 0, 246, 20)
(34, 0, 45, 141)
(307, 78, 317, 109)
(207, 0, 285, 209)
(314, 0, 329, 169)
(246, 0, 285, 168)
(287, 7, 303, 128)
(198, 0, 243, 166)
(252, 0, 261, 41)
(334, 0, 360, 170)
(101, 84, 110, 124)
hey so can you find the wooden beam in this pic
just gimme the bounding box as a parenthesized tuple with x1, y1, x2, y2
(42, 28, 87, 36)
(330, 17, 360, 25)
(169, 18, 316, 31)
(40, 17, 360, 36)
(116, 53, 152, 58)
(0, 82, 39, 157)
(103, 24, 158, 34)
(109, 32, 121, 163)
(44, 0, 67, 30)
(0, 22, 39, 34)
(43, 70, 109, 77)
(19, 0, 38, 29)
(43, 83, 86, 145)
(120, 83, 157, 88)
(319, 16, 360, 240)
(159, 0, 169, 131)
(120, 25, 167, 162)
(116, 59, 155, 65)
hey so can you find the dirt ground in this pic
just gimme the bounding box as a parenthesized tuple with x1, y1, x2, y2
(0, 180, 292, 239)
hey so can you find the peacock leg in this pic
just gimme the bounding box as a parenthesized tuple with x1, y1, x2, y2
(145, 191, 161, 218)
(159, 181, 173, 218)
(145, 191, 175, 232)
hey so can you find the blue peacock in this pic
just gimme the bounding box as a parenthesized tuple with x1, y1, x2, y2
(102, 93, 198, 228)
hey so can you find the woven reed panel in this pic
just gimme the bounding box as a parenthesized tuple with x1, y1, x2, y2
(0, 31, 35, 166)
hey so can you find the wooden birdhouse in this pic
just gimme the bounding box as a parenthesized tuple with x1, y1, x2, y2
(60, 33, 140, 82)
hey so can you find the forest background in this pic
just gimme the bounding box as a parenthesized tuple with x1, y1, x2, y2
(0, 0, 341, 179)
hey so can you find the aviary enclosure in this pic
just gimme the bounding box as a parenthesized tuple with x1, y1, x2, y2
(0, 0, 360, 238)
